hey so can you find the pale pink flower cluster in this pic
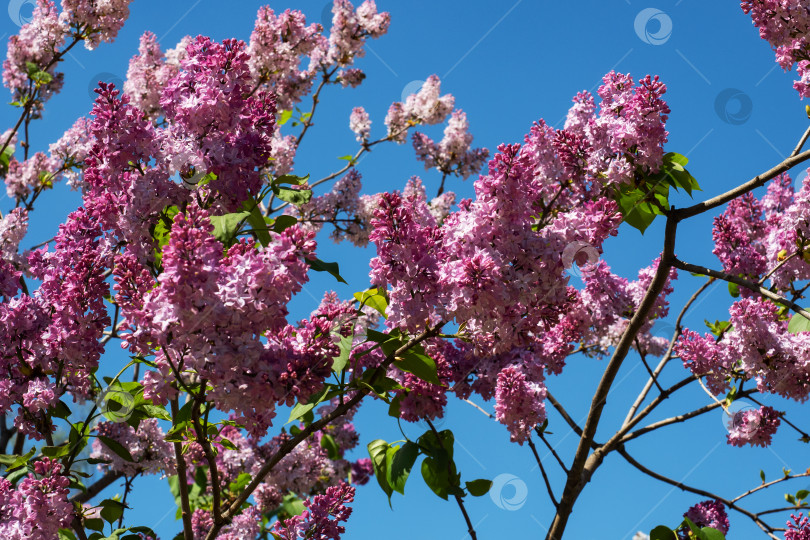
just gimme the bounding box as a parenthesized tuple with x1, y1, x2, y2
(123, 32, 179, 120)
(0, 208, 28, 266)
(349, 106, 371, 142)
(3, 0, 65, 107)
(48, 116, 93, 188)
(269, 132, 297, 176)
(324, 0, 390, 74)
(59, 0, 133, 50)
(742, 0, 810, 97)
(678, 296, 810, 403)
(4, 152, 58, 200)
(412, 109, 489, 179)
(385, 75, 454, 142)
(247, 6, 325, 110)
(91, 418, 176, 476)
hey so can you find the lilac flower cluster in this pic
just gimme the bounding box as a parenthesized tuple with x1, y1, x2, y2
(683, 499, 730, 535)
(91, 418, 176, 477)
(743, 0, 810, 97)
(272, 482, 356, 540)
(0, 458, 72, 540)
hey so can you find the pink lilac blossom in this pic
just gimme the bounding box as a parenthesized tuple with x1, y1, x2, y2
(131, 203, 327, 437)
(123, 31, 178, 119)
(0, 208, 28, 266)
(191, 506, 261, 540)
(159, 36, 277, 207)
(59, 0, 133, 50)
(48, 116, 93, 188)
(494, 364, 547, 444)
(742, 1, 810, 97)
(726, 405, 781, 447)
(712, 192, 768, 278)
(3, 0, 65, 108)
(4, 152, 58, 200)
(293, 170, 364, 244)
(92, 418, 176, 476)
(683, 499, 730, 535)
(385, 75, 454, 142)
(247, 6, 325, 110)
(786, 514, 810, 540)
(323, 0, 390, 73)
(349, 106, 370, 142)
(272, 482, 355, 540)
(674, 330, 732, 394)
(27, 206, 111, 401)
(0, 458, 72, 540)
(412, 109, 489, 179)
(269, 132, 297, 176)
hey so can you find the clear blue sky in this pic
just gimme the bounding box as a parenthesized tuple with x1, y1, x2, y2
(3, 1, 809, 538)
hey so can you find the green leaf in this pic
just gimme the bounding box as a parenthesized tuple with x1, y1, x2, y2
(210, 211, 250, 245)
(699, 527, 726, 540)
(465, 479, 492, 496)
(84, 518, 105, 532)
(288, 385, 333, 424)
(705, 319, 732, 337)
(649, 525, 677, 540)
(354, 288, 388, 317)
(278, 110, 293, 126)
(97, 435, 135, 462)
(138, 404, 172, 422)
(367, 439, 393, 500)
(279, 493, 306, 517)
(306, 257, 348, 284)
(272, 214, 298, 233)
(395, 352, 441, 385)
(272, 174, 310, 187)
(332, 333, 354, 374)
(728, 282, 740, 298)
(151, 205, 179, 267)
(240, 197, 272, 247)
(788, 312, 810, 334)
(421, 456, 451, 500)
(320, 434, 341, 460)
(58, 530, 78, 540)
(273, 186, 313, 206)
(760, 470, 766, 483)
(99, 499, 126, 524)
(796, 489, 810, 500)
(386, 441, 419, 495)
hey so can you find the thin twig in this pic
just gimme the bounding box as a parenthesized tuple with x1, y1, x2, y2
(527, 438, 558, 508)
(171, 398, 194, 540)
